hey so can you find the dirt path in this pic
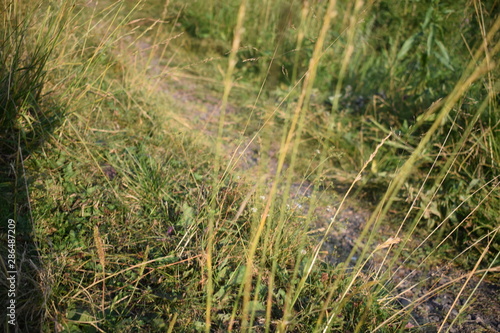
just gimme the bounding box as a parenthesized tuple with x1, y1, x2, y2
(127, 38, 500, 333)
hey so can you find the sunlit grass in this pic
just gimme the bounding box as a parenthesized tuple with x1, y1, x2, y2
(1, 0, 498, 332)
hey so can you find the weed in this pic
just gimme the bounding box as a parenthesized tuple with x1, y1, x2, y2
(1, 0, 498, 332)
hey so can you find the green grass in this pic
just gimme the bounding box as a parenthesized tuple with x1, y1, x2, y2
(1, 0, 498, 332)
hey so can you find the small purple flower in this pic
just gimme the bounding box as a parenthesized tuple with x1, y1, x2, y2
(167, 226, 175, 235)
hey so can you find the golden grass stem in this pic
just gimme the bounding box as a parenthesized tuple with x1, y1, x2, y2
(208, 0, 248, 331)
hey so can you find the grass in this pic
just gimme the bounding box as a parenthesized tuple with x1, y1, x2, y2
(1, 0, 498, 332)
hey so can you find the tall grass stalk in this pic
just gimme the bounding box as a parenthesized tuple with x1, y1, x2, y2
(239, 1, 339, 331)
(356, 14, 499, 269)
(309, 133, 392, 331)
(208, 0, 248, 331)
(345, 13, 499, 332)
(437, 200, 498, 332)
(290, 1, 309, 85)
(380, 80, 500, 284)
(4, 0, 498, 331)
(264, 1, 378, 328)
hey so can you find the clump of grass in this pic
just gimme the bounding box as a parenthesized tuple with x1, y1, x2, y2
(0, 1, 74, 331)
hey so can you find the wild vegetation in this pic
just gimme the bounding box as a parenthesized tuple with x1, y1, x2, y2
(1, 0, 498, 332)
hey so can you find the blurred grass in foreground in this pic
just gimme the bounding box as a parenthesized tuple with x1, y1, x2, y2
(1, 0, 498, 331)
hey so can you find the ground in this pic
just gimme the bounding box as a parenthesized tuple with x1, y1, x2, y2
(121, 37, 500, 332)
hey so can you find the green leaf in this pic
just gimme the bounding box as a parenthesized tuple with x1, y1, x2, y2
(436, 40, 450, 63)
(435, 40, 454, 70)
(422, 7, 434, 29)
(427, 24, 434, 56)
(216, 265, 228, 282)
(180, 203, 194, 227)
(416, 112, 436, 123)
(194, 321, 206, 332)
(64, 162, 74, 178)
(213, 286, 227, 301)
(248, 300, 265, 313)
(232, 265, 245, 284)
(397, 34, 418, 60)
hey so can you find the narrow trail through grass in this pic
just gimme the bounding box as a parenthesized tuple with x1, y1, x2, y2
(1, 1, 498, 332)
(123, 28, 500, 333)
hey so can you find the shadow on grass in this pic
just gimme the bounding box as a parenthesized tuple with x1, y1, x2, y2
(0, 7, 65, 331)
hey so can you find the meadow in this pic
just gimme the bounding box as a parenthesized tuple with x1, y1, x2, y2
(1, 0, 498, 331)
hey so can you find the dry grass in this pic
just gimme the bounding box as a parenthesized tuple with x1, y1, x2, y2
(1, 0, 498, 332)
